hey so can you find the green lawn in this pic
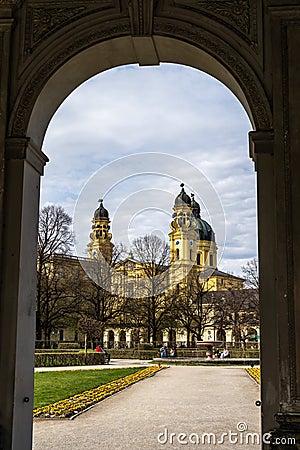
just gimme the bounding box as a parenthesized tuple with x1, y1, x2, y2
(34, 367, 143, 409)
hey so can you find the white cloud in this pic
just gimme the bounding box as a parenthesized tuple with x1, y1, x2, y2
(41, 63, 256, 276)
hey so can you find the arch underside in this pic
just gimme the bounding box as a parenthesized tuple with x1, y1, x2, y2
(9, 18, 272, 148)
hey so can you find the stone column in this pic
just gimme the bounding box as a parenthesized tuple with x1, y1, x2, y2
(103, 330, 108, 347)
(266, 9, 300, 448)
(250, 131, 279, 446)
(0, 138, 48, 450)
(126, 330, 131, 348)
(0, 15, 14, 279)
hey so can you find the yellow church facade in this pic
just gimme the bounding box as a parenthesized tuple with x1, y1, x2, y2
(85, 183, 250, 348)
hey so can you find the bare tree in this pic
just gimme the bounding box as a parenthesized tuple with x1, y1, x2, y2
(130, 235, 173, 344)
(122, 296, 147, 345)
(78, 316, 103, 352)
(241, 258, 259, 316)
(132, 235, 169, 269)
(173, 272, 215, 346)
(36, 205, 75, 343)
(38, 205, 73, 258)
(242, 258, 259, 290)
(111, 242, 128, 265)
(212, 288, 260, 346)
(37, 256, 83, 344)
(78, 244, 128, 346)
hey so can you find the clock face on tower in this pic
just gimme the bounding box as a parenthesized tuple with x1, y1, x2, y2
(175, 240, 180, 246)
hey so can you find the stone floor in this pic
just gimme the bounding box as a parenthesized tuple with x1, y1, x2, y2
(33, 365, 261, 450)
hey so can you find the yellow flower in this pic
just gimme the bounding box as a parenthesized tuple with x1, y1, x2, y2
(245, 367, 260, 384)
(34, 365, 164, 418)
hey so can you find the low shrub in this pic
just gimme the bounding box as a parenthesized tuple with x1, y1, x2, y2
(35, 352, 105, 367)
(228, 349, 260, 358)
(58, 342, 80, 349)
(137, 343, 154, 350)
(176, 349, 206, 358)
(107, 349, 156, 360)
(175, 348, 259, 359)
(35, 348, 80, 353)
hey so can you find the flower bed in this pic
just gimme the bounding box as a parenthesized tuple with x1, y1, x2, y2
(246, 367, 260, 384)
(33, 365, 163, 419)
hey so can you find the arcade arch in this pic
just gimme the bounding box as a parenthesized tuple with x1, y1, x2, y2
(1, 4, 299, 449)
(21, 35, 271, 150)
(2, 32, 274, 450)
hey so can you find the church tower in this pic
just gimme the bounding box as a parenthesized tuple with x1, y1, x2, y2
(169, 183, 198, 264)
(87, 199, 114, 263)
(169, 184, 217, 271)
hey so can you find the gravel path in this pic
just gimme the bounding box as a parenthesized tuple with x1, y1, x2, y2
(33, 365, 260, 450)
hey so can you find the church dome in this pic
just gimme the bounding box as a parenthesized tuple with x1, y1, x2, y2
(94, 199, 109, 220)
(195, 217, 215, 242)
(174, 183, 191, 206)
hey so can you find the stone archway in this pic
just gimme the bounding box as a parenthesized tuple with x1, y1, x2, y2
(1, 2, 300, 449)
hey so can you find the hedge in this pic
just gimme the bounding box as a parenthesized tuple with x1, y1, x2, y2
(35, 348, 80, 353)
(58, 342, 80, 349)
(35, 352, 105, 367)
(108, 349, 157, 360)
(107, 348, 259, 359)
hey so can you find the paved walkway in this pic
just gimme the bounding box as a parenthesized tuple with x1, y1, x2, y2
(33, 366, 260, 450)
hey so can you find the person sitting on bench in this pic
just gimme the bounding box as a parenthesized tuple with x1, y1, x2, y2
(95, 345, 110, 363)
(220, 348, 230, 359)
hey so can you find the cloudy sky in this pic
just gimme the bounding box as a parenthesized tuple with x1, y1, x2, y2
(40, 63, 257, 276)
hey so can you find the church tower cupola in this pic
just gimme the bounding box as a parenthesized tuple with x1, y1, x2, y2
(191, 193, 201, 218)
(169, 184, 218, 271)
(87, 198, 114, 263)
(175, 183, 192, 207)
(94, 199, 109, 219)
(169, 183, 197, 264)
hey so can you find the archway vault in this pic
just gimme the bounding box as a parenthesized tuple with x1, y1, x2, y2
(9, 2, 272, 147)
(1, 2, 300, 450)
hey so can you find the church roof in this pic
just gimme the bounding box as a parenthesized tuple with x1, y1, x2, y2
(195, 217, 215, 242)
(114, 257, 142, 270)
(191, 193, 201, 217)
(174, 183, 191, 206)
(201, 268, 245, 281)
(94, 199, 109, 220)
(174, 183, 216, 242)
